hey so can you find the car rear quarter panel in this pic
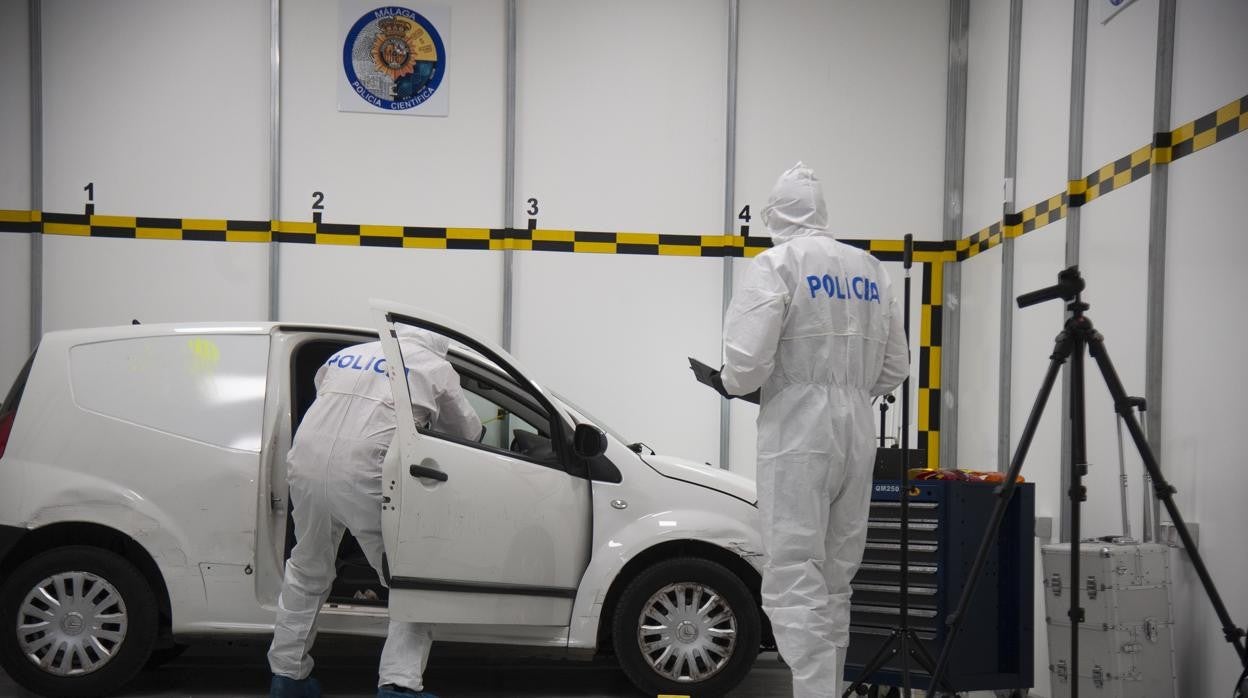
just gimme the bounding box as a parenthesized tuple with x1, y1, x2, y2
(1, 328, 273, 633)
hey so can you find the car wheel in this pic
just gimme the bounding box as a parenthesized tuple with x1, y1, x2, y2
(612, 557, 760, 697)
(0, 546, 158, 697)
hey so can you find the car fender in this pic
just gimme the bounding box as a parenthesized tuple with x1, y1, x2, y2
(566, 503, 763, 650)
(19, 469, 205, 624)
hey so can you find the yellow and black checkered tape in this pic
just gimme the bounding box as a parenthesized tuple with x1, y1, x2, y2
(957, 92, 1247, 261)
(0, 211, 960, 264)
(917, 260, 943, 469)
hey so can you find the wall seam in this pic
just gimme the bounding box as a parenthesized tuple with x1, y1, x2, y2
(1143, 0, 1175, 543)
(1059, 0, 1090, 543)
(939, 0, 969, 473)
(28, 0, 42, 351)
(998, 0, 1023, 473)
(718, 0, 739, 471)
(268, 0, 281, 322)
(502, 0, 517, 352)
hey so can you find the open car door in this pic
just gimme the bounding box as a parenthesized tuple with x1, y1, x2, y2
(371, 300, 594, 625)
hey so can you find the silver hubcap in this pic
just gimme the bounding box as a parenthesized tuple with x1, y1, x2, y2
(637, 582, 737, 683)
(16, 572, 128, 676)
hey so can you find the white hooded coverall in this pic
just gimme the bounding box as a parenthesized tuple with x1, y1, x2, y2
(721, 163, 909, 698)
(268, 327, 482, 691)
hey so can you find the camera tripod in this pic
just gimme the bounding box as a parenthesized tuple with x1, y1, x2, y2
(925, 266, 1248, 697)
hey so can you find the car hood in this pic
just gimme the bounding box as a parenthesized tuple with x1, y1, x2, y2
(639, 454, 757, 506)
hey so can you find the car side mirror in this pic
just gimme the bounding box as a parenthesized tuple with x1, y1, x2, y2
(572, 423, 608, 459)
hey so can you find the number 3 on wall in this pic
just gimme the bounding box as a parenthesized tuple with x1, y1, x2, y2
(526, 198, 539, 216)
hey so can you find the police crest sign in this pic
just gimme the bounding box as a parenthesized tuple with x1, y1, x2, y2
(338, 1, 450, 116)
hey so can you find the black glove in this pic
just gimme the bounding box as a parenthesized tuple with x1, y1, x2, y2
(709, 368, 761, 405)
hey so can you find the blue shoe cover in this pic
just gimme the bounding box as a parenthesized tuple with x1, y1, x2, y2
(270, 675, 322, 698)
(377, 686, 437, 698)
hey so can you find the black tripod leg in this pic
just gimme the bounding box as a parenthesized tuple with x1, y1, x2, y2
(928, 335, 1072, 691)
(844, 631, 901, 698)
(1087, 332, 1248, 667)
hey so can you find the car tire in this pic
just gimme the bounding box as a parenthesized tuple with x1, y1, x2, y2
(0, 546, 158, 697)
(612, 557, 760, 697)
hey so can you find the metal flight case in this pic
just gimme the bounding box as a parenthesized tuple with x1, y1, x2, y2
(844, 478, 1036, 693)
(1042, 541, 1178, 697)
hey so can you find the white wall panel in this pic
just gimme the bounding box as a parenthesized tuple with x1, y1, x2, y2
(0, 0, 31, 387)
(1165, 2, 1248, 693)
(955, 247, 1001, 471)
(1015, 0, 1072, 208)
(280, 0, 505, 227)
(41, 0, 270, 217)
(736, 0, 947, 241)
(41, 237, 269, 332)
(40, 0, 270, 331)
(513, 0, 726, 233)
(1172, 0, 1248, 124)
(1082, 0, 1158, 174)
(962, 0, 1009, 238)
(278, 246, 502, 342)
(278, 0, 506, 334)
(1077, 0, 1157, 540)
(0, 1, 30, 210)
(1163, 135, 1248, 698)
(511, 1, 727, 466)
(513, 253, 723, 464)
(1073, 185, 1151, 538)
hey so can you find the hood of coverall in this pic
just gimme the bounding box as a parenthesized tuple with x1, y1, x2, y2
(395, 324, 451, 357)
(760, 162, 832, 244)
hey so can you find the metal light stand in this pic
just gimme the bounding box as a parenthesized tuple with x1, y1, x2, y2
(878, 394, 896, 449)
(844, 235, 952, 698)
(926, 266, 1248, 697)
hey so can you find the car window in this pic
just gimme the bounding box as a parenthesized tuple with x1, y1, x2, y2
(451, 367, 558, 466)
(385, 320, 562, 469)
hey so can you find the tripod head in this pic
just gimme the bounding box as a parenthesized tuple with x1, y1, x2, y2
(1017, 265, 1086, 309)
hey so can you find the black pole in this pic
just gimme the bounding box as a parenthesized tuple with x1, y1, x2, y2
(1067, 306, 1089, 698)
(899, 235, 913, 695)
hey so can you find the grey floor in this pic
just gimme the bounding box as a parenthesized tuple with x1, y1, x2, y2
(0, 641, 797, 697)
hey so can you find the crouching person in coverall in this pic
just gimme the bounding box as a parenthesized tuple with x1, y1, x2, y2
(718, 163, 909, 697)
(268, 326, 482, 698)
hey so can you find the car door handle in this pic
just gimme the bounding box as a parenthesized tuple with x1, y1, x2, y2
(409, 464, 448, 482)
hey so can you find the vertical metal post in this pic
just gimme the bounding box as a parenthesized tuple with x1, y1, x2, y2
(268, 0, 281, 322)
(502, 0, 517, 352)
(998, 0, 1023, 472)
(1060, 0, 1090, 543)
(939, 0, 969, 474)
(29, 0, 42, 349)
(717, 0, 739, 471)
(1144, 0, 1175, 543)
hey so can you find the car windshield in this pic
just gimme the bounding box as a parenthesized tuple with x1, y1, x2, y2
(552, 391, 630, 446)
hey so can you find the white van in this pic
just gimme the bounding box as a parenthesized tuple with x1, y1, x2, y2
(0, 300, 766, 697)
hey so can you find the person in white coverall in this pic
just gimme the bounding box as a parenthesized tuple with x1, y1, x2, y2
(268, 327, 482, 698)
(718, 163, 909, 698)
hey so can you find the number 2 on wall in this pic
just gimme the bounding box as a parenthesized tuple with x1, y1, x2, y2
(312, 191, 325, 211)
